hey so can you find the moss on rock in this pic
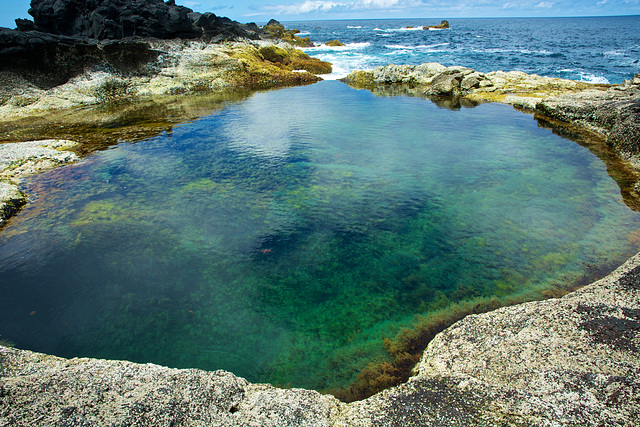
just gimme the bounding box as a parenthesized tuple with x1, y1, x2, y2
(340, 70, 375, 89)
(325, 39, 345, 47)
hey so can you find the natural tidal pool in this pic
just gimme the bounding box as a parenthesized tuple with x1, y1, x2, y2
(1, 81, 640, 397)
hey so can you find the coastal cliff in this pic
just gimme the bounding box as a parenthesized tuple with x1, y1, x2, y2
(2, 253, 639, 425)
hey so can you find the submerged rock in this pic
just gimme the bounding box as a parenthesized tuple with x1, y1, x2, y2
(1, 253, 639, 425)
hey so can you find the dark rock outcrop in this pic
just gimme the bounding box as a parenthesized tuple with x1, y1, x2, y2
(19, 0, 262, 41)
(28, 0, 199, 39)
(0, 28, 159, 89)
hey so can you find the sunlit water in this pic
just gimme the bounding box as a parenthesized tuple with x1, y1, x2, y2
(1, 81, 640, 391)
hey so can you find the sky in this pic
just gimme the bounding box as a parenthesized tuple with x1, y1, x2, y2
(1, 0, 639, 28)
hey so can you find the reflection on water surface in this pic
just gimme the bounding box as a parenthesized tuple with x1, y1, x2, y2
(1, 81, 639, 396)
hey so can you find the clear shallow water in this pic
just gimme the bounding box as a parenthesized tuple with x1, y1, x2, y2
(1, 81, 640, 391)
(287, 16, 640, 83)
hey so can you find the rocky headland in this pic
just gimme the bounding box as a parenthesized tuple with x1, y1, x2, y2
(1, 1, 640, 425)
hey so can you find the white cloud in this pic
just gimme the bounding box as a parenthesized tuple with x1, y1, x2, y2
(261, 0, 406, 15)
(535, 1, 555, 7)
(264, 0, 345, 14)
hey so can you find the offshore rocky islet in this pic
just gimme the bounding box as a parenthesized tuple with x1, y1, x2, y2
(1, 3, 640, 426)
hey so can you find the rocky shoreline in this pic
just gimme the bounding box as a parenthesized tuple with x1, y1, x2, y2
(1, 1, 640, 425)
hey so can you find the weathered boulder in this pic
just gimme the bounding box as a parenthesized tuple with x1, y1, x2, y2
(0, 182, 26, 227)
(344, 64, 491, 94)
(426, 72, 463, 95)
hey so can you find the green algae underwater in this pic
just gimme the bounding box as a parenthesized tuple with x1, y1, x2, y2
(2, 80, 640, 401)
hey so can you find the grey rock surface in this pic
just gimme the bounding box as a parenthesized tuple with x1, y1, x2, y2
(2, 254, 639, 426)
(0, 139, 78, 226)
(538, 86, 640, 167)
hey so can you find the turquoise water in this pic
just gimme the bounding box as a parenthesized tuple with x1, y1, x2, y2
(1, 81, 640, 391)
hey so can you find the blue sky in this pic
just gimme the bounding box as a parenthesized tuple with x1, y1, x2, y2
(1, 0, 639, 28)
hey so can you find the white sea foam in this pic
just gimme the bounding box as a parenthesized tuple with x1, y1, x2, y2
(347, 26, 363, 28)
(377, 26, 425, 32)
(384, 42, 450, 51)
(384, 44, 414, 49)
(417, 43, 450, 50)
(579, 73, 610, 84)
(311, 51, 380, 80)
(305, 42, 371, 52)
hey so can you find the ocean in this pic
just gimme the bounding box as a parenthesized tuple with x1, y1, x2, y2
(285, 16, 640, 84)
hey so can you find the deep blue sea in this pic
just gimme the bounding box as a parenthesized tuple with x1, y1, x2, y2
(284, 16, 640, 84)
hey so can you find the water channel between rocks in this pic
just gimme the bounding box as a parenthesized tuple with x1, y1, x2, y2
(1, 80, 639, 394)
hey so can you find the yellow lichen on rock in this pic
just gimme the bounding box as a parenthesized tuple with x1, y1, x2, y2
(325, 40, 345, 47)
